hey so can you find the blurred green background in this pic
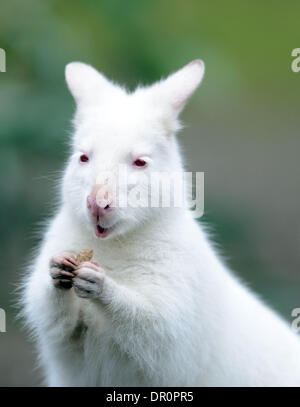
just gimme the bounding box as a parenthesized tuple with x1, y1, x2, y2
(0, 0, 300, 386)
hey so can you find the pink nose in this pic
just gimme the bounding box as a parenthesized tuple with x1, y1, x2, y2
(87, 184, 114, 218)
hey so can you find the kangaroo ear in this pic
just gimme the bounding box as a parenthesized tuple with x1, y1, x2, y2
(153, 60, 205, 116)
(65, 62, 114, 106)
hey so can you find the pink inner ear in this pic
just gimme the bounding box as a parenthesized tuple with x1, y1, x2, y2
(167, 60, 205, 112)
(173, 93, 188, 110)
(173, 89, 192, 110)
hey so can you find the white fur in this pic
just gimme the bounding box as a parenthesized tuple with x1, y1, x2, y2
(22, 61, 300, 387)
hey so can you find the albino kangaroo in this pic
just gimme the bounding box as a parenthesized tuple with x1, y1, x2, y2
(22, 60, 300, 386)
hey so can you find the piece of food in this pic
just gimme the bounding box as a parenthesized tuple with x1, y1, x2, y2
(76, 249, 94, 264)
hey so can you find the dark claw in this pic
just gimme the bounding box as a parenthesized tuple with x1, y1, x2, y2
(55, 279, 73, 289)
(53, 263, 75, 273)
(52, 273, 73, 280)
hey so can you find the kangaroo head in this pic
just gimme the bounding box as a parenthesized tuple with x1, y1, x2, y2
(63, 60, 205, 239)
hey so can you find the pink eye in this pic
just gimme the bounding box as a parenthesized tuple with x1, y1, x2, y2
(133, 158, 147, 168)
(80, 154, 89, 163)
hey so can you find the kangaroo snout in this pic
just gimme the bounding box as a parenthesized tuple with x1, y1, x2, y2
(87, 184, 114, 218)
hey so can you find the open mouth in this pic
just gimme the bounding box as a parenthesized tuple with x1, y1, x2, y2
(95, 224, 110, 238)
